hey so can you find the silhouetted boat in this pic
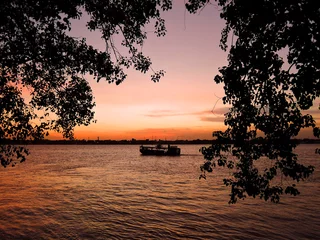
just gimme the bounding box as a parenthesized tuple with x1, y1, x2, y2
(140, 144, 181, 156)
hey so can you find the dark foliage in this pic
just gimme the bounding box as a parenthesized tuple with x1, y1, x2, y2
(187, 0, 320, 203)
(0, 0, 172, 167)
(1, 0, 319, 206)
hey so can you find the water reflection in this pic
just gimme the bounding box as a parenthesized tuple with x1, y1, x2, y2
(0, 144, 319, 239)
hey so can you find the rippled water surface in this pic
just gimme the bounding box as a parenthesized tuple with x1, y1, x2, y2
(0, 144, 319, 239)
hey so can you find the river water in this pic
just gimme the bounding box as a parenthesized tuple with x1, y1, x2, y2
(0, 144, 319, 239)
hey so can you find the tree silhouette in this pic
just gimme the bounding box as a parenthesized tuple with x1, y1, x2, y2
(187, 0, 320, 203)
(0, 0, 171, 167)
(1, 0, 319, 205)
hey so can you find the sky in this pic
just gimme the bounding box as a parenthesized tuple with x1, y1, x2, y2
(50, 0, 319, 140)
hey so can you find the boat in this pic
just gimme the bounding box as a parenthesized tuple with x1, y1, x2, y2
(139, 144, 181, 156)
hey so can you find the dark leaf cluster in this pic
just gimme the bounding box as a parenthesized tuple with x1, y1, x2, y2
(189, 0, 320, 203)
(0, 0, 172, 167)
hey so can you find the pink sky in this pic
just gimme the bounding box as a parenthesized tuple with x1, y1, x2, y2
(50, 0, 319, 140)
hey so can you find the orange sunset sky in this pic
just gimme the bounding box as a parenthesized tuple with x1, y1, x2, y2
(50, 0, 319, 140)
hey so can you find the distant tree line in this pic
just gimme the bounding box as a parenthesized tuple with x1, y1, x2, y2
(2, 138, 320, 145)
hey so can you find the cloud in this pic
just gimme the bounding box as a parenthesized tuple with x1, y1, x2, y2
(302, 109, 320, 116)
(200, 116, 226, 122)
(210, 107, 230, 115)
(144, 107, 229, 118)
(143, 110, 189, 117)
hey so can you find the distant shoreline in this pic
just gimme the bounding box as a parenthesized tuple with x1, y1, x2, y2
(1, 139, 320, 145)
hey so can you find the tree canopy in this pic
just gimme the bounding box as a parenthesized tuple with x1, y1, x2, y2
(187, 0, 320, 203)
(1, 0, 319, 204)
(0, 0, 171, 167)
